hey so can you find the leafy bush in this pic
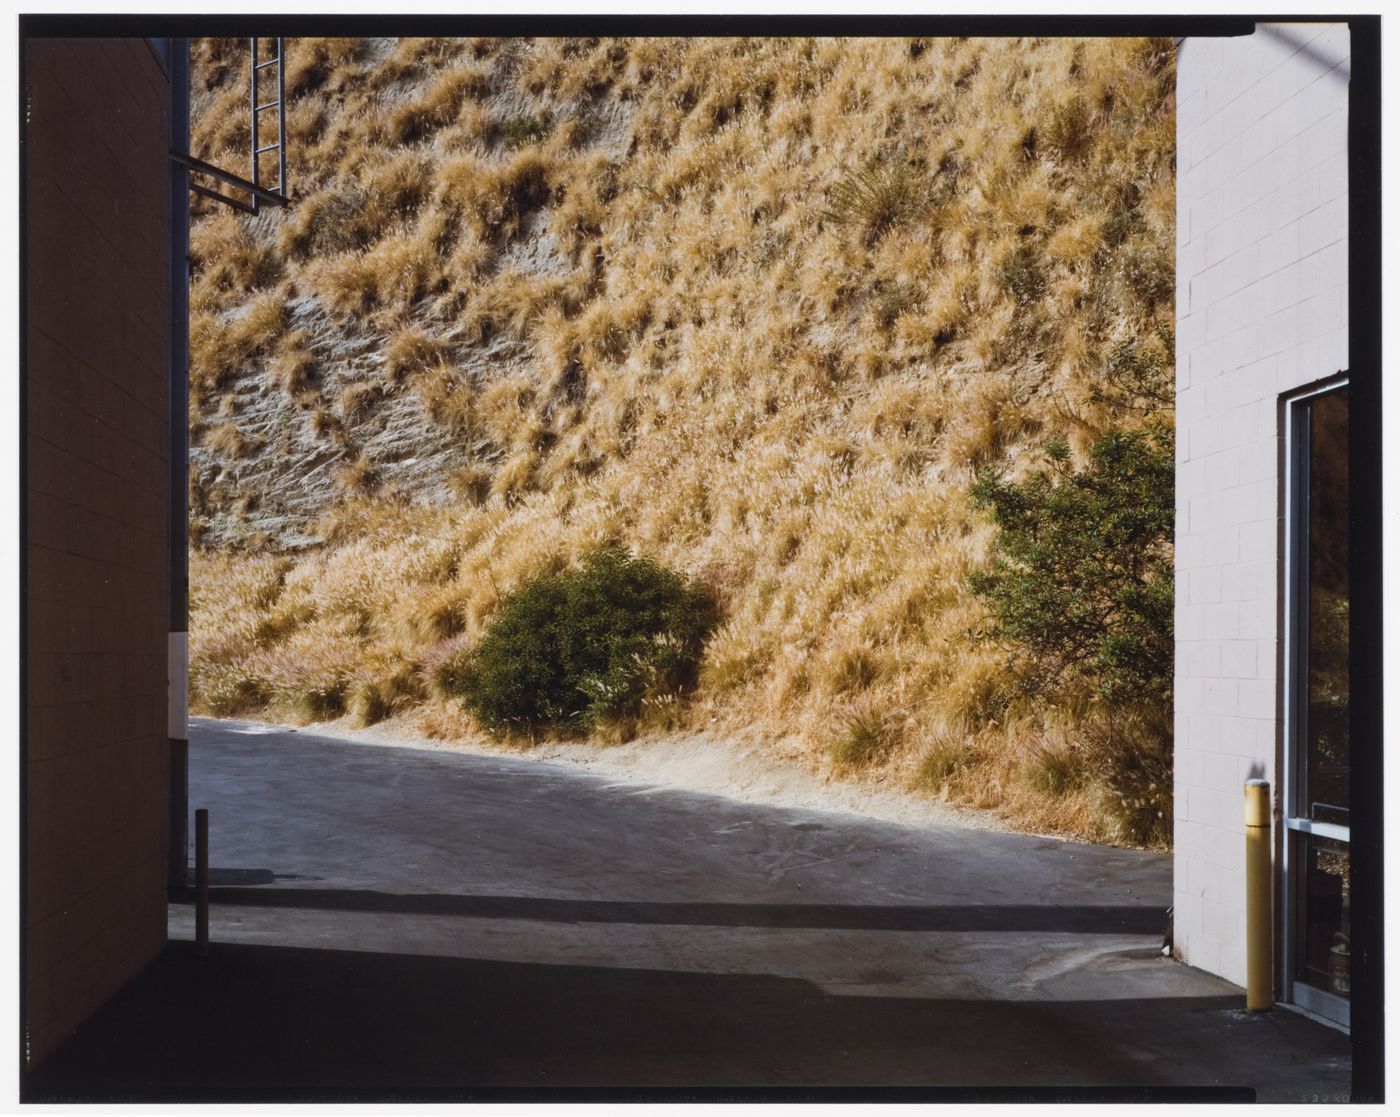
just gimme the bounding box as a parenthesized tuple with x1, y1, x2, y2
(968, 424, 1175, 844)
(460, 546, 716, 736)
(1091, 327, 1175, 412)
(968, 423, 1174, 707)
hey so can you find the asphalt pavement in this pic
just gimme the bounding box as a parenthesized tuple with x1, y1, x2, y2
(25, 717, 1352, 1102)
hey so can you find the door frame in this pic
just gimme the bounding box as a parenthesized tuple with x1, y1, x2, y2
(1280, 374, 1351, 1030)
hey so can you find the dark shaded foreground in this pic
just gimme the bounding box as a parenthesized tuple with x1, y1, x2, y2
(25, 721, 1353, 1101)
(25, 939, 1345, 1103)
(169, 884, 1168, 934)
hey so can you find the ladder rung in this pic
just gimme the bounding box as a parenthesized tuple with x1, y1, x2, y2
(191, 181, 257, 215)
(254, 58, 280, 70)
(254, 142, 281, 154)
(255, 101, 281, 112)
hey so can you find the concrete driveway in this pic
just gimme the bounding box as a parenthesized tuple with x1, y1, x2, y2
(28, 717, 1351, 1101)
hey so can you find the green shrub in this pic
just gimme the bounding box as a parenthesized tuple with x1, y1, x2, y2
(498, 112, 552, 149)
(460, 546, 716, 736)
(969, 424, 1174, 844)
(967, 423, 1174, 707)
(1092, 327, 1175, 412)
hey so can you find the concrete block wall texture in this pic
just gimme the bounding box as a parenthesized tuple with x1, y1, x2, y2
(24, 37, 172, 1067)
(1174, 24, 1349, 988)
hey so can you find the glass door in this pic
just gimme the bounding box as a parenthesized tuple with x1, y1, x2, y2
(1282, 381, 1350, 1028)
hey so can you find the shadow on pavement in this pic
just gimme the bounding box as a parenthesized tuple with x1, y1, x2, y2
(170, 887, 1168, 934)
(25, 938, 1338, 1103)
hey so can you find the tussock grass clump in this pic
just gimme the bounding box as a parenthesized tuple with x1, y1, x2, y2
(201, 422, 254, 458)
(334, 455, 378, 493)
(390, 66, 491, 143)
(871, 281, 919, 329)
(1082, 706, 1173, 847)
(384, 328, 447, 386)
(337, 381, 382, 422)
(823, 156, 924, 239)
(915, 737, 973, 790)
(348, 656, 424, 726)
(188, 34, 1177, 845)
(267, 332, 317, 397)
(1042, 95, 1094, 159)
(829, 703, 903, 770)
(1023, 738, 1087, 796)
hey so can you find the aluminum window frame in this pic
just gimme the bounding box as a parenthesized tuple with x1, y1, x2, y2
(1280, 374, 1351, 1031)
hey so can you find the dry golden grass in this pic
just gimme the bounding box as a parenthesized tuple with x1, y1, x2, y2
(188, 34, 1176, 846)
(333, 454, 378, 493)
(266, 330, 317, 397)
(383, 327, 447, 386)
(201, 421, 253, 458)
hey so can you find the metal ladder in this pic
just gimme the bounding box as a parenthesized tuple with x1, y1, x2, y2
(175, 37, 290, 214)
(249, 37, 287, 212)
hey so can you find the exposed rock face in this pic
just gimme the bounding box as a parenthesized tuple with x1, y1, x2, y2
(189, 36, 638, 549)
(190, 293, 500, 550)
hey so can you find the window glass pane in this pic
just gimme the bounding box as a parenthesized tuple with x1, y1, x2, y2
(1294, 833, 1351, 998)
(1304, 388, 1349, 825)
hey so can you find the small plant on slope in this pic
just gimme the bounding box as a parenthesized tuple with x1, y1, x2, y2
(828, 702, 902, 770)
(823, 156, 923, 239)
(498, 112, 552, 149)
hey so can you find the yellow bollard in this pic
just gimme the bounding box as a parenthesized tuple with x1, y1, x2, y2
(1244, 780, 1273, 1011)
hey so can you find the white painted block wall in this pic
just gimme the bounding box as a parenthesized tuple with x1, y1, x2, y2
(1174, 24, 1349, 986)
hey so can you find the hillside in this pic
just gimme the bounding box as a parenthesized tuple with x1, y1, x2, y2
(187, 35, 1176, 843)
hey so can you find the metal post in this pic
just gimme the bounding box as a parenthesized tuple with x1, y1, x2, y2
(195, 808, 209, 958)
(249, 37, 259, 211)
(1245, 780, 1273, 1011)
(168, 36, 191, 891)
(276, 37, 287, 196)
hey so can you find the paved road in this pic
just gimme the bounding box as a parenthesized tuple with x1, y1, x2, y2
(31, 718, 1352, 1101)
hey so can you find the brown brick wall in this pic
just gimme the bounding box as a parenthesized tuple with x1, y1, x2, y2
(24, 37, 171, 1068)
